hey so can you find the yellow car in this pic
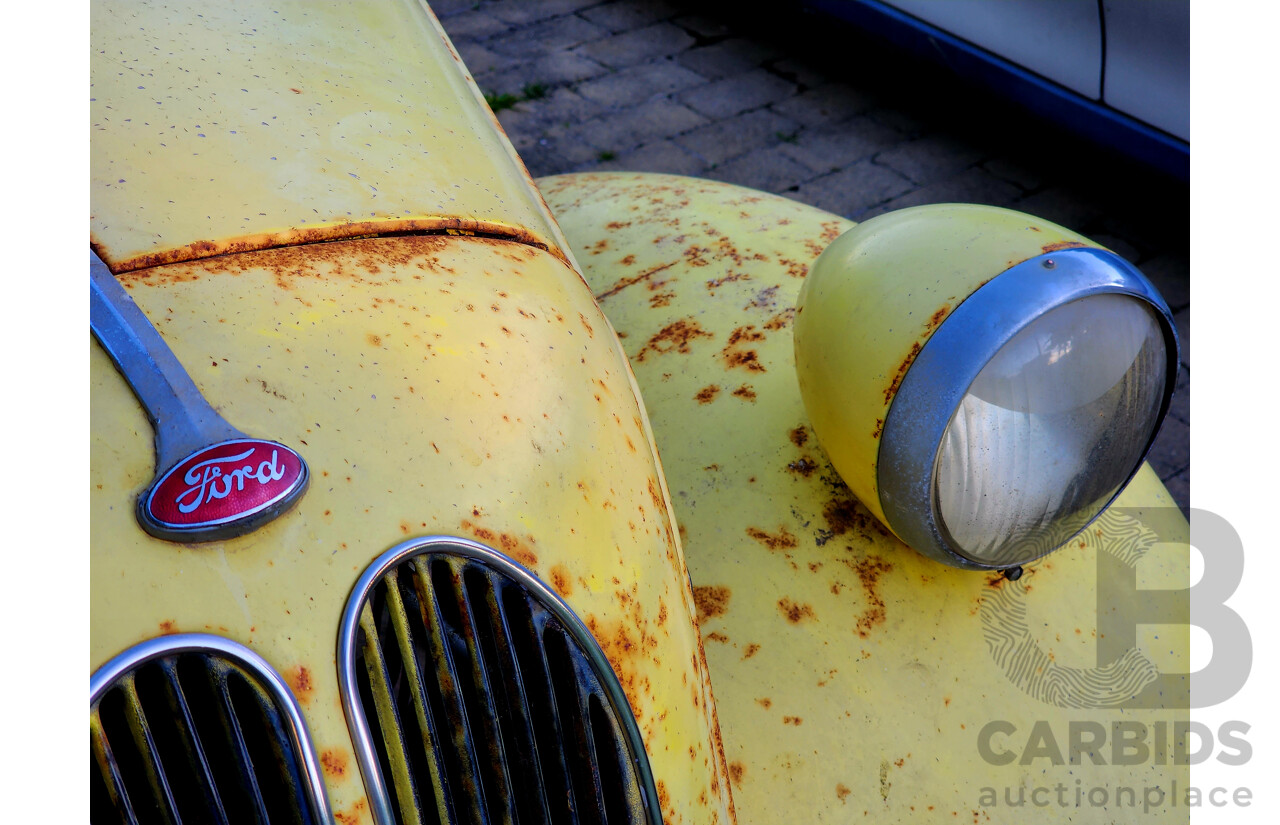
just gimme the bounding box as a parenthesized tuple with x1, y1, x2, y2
(90, 2, 1188, 824)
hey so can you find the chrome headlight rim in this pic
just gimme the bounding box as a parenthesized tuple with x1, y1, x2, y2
(878, 246, 1179, 570)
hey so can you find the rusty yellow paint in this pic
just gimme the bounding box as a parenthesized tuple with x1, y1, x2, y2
(90, 0, 574, 273)
(90, 235, 733, 825)
(542, 172, 1189, 824)
(795, 204, 1095, 529)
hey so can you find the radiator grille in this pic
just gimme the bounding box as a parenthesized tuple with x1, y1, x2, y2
(340, 537, 661, 825)
(90, 635, 331, 825)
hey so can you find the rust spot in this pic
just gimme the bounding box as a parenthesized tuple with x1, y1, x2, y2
(787, 457, 818, 477)
(872, 418, 884, 439)
(729, 761, 745, 787)
(158, 620, 178, 635)
(366, 333, 382, 347)
(721, 326, 767, 372)
(705, 631, 730, 644)
(649, 291, 675, 308)
(596, 260, 677, 300)
(820, 493, 890, 543)
(285, 666, 313, 702)
(550, 565, 573, 596)
(635, 317, 714, 362)
(695, 384, 721, 404)
(847, 556, 892, 637)
(334, 798, 368, 825)
(756, 697, 773, 709)
(606, 221, 632, 230)
(837, 784, 851, 802)
(289, 88, 302, 94)
(731, 384, 757, 401)
(102, 218, 571, 276)
(763, 308, 796, 330)
(706, 271, 750, 291)
(620, 254, 636, 265)
(925, 305, 950, 332)
(746, 526, 798, 550)
(742, 643, 760, 659)
(984, 573, 1007, 589)
(884, 341, 923, 404)
(320, 749, 348, 779)
(745, 285, 780, 310)
(783, 715, 804, 725)
(778, 598, 816, 623)
(1042, 240, 1087, 254)
(578, 312, 595, 337)
(789, 426, 809, 447)
(693, 585, 731, 623)
(459, 520, 539, 567)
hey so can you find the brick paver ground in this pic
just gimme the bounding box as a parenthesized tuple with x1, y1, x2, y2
(435, 0, 1191, 513)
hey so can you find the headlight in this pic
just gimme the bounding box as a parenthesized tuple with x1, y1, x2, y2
(794, 204, 1178, 570)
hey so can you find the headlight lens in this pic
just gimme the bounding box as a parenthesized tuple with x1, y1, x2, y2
(934, 294, 1168, 565)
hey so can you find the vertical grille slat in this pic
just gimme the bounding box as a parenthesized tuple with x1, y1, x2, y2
(500, 583, 580, 825)
(153, 660, 232, 825)
(381, 566, 454, 825)
(469, 569, 553, 825)
(360, 602, 430, 825)
(91, 636, 332, 825)
(545, 628, 607, 825)
(209, 664, 274, 823)
(92, 710, 142, 825)
(443, 558, 519, 825)
(340, 537, 662, 825)
(120, 675, 182, 825)
(413, 557, 490, 824)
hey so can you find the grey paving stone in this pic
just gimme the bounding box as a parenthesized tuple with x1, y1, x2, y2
(580, 0, 683, 32)
(596, 139, 706, 176)
(437, 9, 513, 40)
(771, 83, 877, 127)
(1089, 232, 1142, 265)
(1147, 415, 1190, 480)
(777, 116, 900, 174)
(679, 68, 797, 119)
(428, 0, 482, 17)
(980, 156, 1046, 192)
(456, 41, 504, 79)
(769, 57, 836, 90)
(477, 51, 611, 96)
(495, 88, 607, 146)
(1173, 307, 1189, 369)
(864, 104, 931, 137)
(860, 166, 1022, 220)
(574, 22, 696, 68)
(676, 39, 783, 81)
(671, 13, 733, 38)
(791, 160, 915, 218)
(704, 148, 814, 194)
(573, 99, 709, 152)
(576, 59, 709, 106)
(873, 133, 986, 186)
(1011, 186, 1109, 235)
(486, 0, 604, 26)
(486, 14, 609, 59)
(514, 134, 603, 178)
(1136, 253, 1190, 311)
(674, 108, 800, 166)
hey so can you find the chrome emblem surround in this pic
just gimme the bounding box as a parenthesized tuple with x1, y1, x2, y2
(139, 438, 310, 542)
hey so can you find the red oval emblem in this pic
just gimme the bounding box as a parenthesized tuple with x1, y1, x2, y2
(141, 439, 309, 541)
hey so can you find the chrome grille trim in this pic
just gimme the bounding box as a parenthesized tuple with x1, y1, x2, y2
(338, 535, 662, 825)
(90, 634, 333, 825)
